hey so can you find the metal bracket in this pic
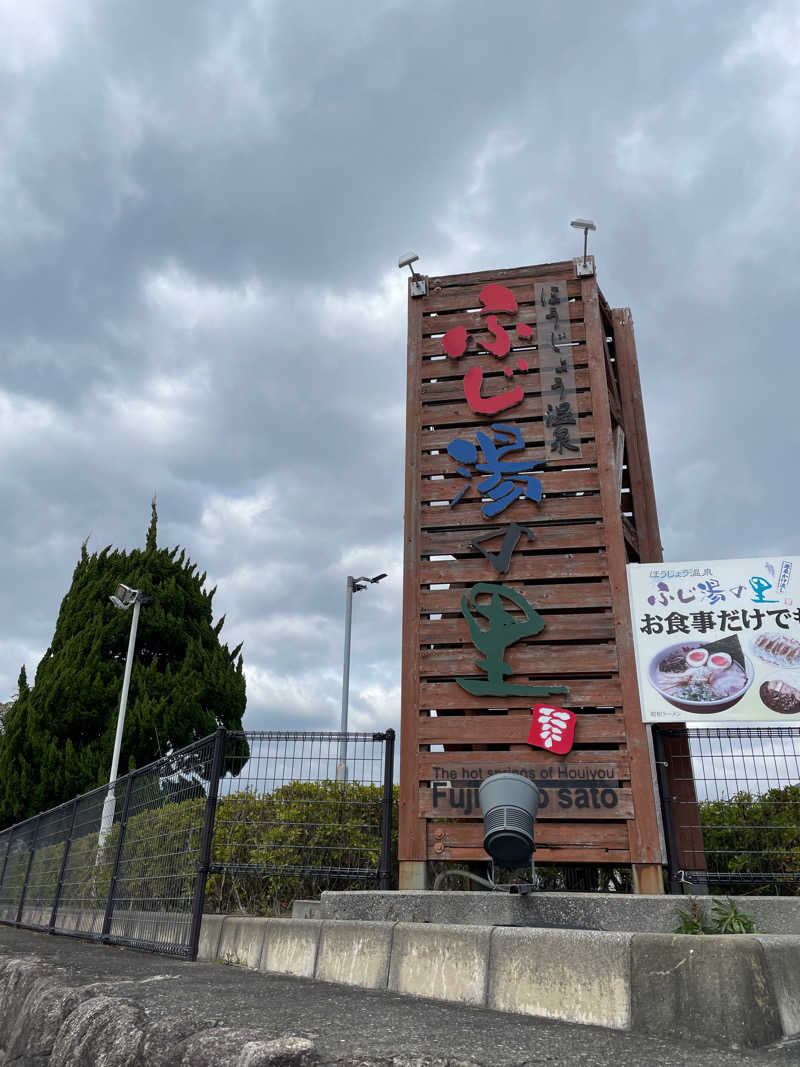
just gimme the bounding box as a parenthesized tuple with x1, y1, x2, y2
(410, 276, 428, 298)
(574, 255, 595, 277)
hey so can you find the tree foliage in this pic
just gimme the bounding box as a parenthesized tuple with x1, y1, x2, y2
(0, 503, 247, 827)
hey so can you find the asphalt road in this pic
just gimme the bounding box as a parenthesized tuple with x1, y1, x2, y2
(1, 924, 799, 1066)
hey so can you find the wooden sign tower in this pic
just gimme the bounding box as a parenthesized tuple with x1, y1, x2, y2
(399, 257, 666, 893)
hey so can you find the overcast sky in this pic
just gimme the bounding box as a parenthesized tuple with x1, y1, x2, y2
(2, 0, 798, 739)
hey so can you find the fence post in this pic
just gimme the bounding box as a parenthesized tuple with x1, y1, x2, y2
(653, 728, 681, 895)
(16, 814, 42, 925)
(377, 728, 395, 891)
(188, 728, 226, 961)
(49, 799, 79, 932)
(102, 773, 135, 941)
(0, 825, 16, 893)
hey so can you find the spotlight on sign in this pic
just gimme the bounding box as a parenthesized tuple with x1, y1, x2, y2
(570, 218, 596, 275)
(397, 252, 428, 297)
(478, 772, 541, 870)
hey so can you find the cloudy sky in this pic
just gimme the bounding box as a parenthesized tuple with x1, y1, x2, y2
(2, 0, 798, 738)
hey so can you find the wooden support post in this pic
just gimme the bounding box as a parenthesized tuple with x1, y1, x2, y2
(399, 861, 429, 890)
(632, 864, 665, 895)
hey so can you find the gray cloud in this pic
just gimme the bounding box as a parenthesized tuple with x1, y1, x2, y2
(1, 0, 798, 742)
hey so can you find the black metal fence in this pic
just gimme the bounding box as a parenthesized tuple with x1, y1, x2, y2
(656, 727, 800, 894)
(0, 728, 395, 957)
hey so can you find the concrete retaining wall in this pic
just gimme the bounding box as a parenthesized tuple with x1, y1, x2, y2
(198, 913, 800, 1050)
(320, 889, 800, 935)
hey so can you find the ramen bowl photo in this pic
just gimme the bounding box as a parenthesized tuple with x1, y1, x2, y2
(648, 640, 755, 714)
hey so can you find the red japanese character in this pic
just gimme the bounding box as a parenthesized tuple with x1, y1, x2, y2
(527, 704, 576, 755)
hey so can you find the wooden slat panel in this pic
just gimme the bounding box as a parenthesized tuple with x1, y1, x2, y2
(420, 467, 599, 495)
(420, 582, 612, 614)
(421, 495, 603, 528)
(420, 366, 590, 403)
(428, 821, 630, 850)
(422, 269, 580, 308)
(419, 613, 614, 645)
(582, 278, 664, 867)
(419, 642, 618, 677)
(420, 523, 605, 556)
(419, 678, 622, 708)
(417, 752, 629, 778)
(441, 847, 632, 863)
(421, 413, 595, 452)
(419, 554, 608, 585)
(419, 713, 625, 744)
(420, 786, 633, 820)
(421, 327, 586, 358)
(421, 300, 586, 337)
(419, 401, 594, 433)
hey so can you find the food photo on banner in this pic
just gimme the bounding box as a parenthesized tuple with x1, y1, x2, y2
(627, 557, 800, 723)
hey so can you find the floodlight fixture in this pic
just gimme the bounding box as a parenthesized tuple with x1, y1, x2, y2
(99, 582, 150, 849)
(397, 252, 428, 297)
(431, 772, 541, 893)
(110, 583, 139, 610)
(479, 773, 540, 870)
(570, 218, 597, 271)
(337, 570, 388, 780)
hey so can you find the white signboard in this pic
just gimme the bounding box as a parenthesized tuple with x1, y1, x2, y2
(627, 556, 800, 723)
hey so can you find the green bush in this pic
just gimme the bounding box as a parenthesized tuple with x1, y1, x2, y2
(0, 781, 398, 920)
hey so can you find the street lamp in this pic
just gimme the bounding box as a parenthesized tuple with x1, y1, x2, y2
(99, 584, 149, 842)
(337, 573, 387, 781)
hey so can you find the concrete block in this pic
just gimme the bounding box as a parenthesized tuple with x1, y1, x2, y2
(216, 916, 268, 970)
(320, 890, 800, 935)
(388, 922, 490, 1006)
(259, 919, 321, 979)
(756, 935, 800, 1039)
(197, 915, 225, 962)
(488, 926, 632, 1030)
(630, 934, 783, 1049)
(315, 920, 394, 990)
(291, 900, 321, 920)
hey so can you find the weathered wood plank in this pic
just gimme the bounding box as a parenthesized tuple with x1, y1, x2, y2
(420, 581, 612, 614)
(418, 553, 608, 585)
(421, 413, 595, 452)
(422, 300, 586, 338)
(420, 523, 605, 557)
(419, 466, 599, 495)
(417, 752, 629, 778)
(418, 400, 594, 433)
(420, 495, 604, 528)
(418, 642, 618, 677)
(419, 612, 614, 645)
(419, 678, 622, 708)
(420, 366, 590, 403)
(420, 785, 634, 820)
(418, 712, 625, 744)
(427, 820, 630, 850)
(421, 327, 587, 358)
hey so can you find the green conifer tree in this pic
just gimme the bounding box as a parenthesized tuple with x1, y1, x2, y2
(0, 503, 247, 827)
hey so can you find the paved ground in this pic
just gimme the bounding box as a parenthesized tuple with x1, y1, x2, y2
(1, 925, 799, 1066)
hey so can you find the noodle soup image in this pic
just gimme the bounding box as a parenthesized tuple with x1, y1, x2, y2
(648, 639, 754, 714)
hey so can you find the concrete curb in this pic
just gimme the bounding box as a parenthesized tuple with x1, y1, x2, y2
(0, 951, 317, 1065)
(199, 914, 800, 1050)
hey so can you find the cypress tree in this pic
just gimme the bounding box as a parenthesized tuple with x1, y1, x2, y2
(0, 503, 247, 827)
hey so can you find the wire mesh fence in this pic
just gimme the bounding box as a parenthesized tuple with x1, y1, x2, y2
(208, 731, 395, 914)
(0, 728, 395, 956)
(657, 727, 800, 893)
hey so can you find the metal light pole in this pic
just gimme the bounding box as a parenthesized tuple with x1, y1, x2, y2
(337, 572, 387, 781)
(99, 584, 148, 844)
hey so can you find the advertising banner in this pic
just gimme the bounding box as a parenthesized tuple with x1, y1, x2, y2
(627, 556, 800, 722)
